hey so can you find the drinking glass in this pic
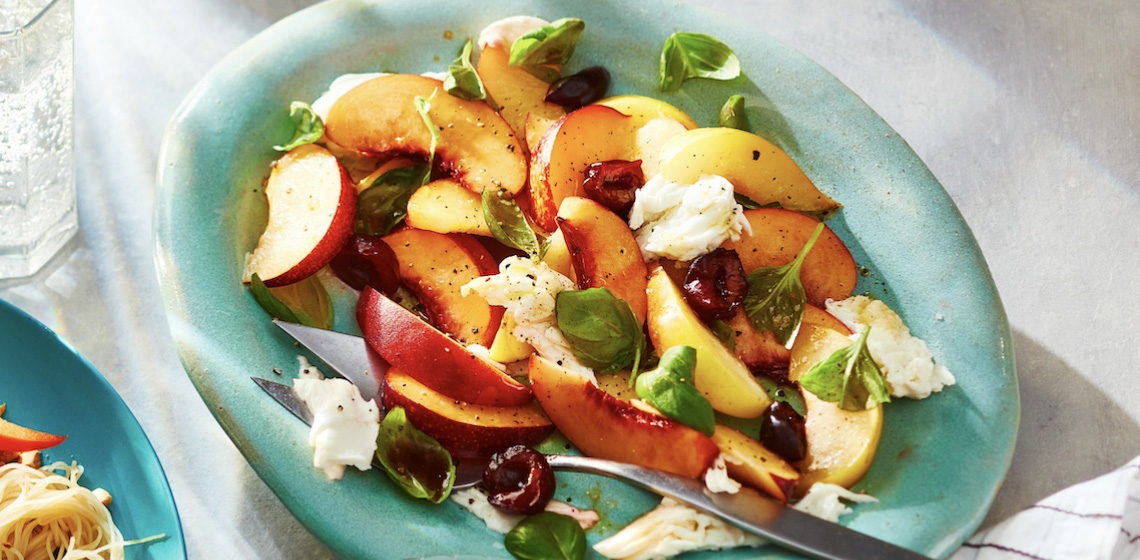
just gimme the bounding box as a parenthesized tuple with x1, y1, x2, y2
(0, 0, 75, 279)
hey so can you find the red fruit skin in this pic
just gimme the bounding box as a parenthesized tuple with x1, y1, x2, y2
(263, 162, 357, 287)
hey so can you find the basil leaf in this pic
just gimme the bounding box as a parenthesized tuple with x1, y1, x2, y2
(555, 288, 641, 374)
(734, 192, 782, 210)
(709, 319, 736, 351)
(758, 377, 807, 417)
(414, 95, 440, 172)
(444, 39, 491, 103)
(273, 101, 324, 151)
(482, 188, 542, 258)
(505, 512, 586, 560)
(355, 164, 430, 235)
(248, 273, 320, 327)
(799, 327, 891, 411)
(743, 223, 825, 348)
(719, 94, 750, 131)
(375, 406, 455, 503)
(264, 274, 333, 329)
(659, 32, 741, 92)
(509, 18, 585, 67)
(634, 346, 715, 436)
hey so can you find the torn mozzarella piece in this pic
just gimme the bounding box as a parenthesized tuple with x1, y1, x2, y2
(477, 16, 550, 50)
(451, 487, 599, 533)
(703, 455, 742, 494)
(593, 497, 763, 560)
(826, 295, 956, 399)
(462, 256, 595, 381)
(628, 174, 750, 262)
(793, 483, 879, 522)
(292, 356, 380, 480)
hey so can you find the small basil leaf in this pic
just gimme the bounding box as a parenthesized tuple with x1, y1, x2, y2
(799, 327, 891, 411)
(719, 94, 750, 131)
(659, 32, 741, 93)
(375, 406, 455, 503)
(758, 377, 807, 417)
(509, 18, 586, 67)
(709, 319, 736, 351)
(414, 95, 441, 172)
(444, 39, 492, 104)
(273, 101, 324, 151)
(504, 512, 586, 560)
(482, 188, 542, 257)
(743, 223, 825, 347)
(733, 192, 782, 210)
(265, 274, 334, 329)
(355, 164, 430, 235)
(249, 273, 302, 325)
(555, 288, 641, 374)
(634, 346, 715, 436)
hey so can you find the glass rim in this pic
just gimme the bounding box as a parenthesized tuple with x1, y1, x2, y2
(0, 0, 67, 38)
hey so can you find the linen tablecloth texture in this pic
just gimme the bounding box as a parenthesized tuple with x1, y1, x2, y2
(1, 0, 1136, 558)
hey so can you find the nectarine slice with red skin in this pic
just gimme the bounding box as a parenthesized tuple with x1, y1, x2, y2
(528, 355, 719, 479)
(476, 45, 566, 153)
(382, 367, 553, 459)
(357, 287, 532, 408)
(556, 197, 648, 325)
(381, 228, 502, 347)
(727, 304, 845, 375)
(721, 208, 857, 307)
(324, 74, 527, 195)
(528, 105, 639, 232)
(243, 144, 357, 287)
(710, 425, 799, 502)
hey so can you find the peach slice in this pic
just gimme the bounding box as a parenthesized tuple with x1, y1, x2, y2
(476, 45, 566, 152)
(721, 208, 857, 307)
(645, 267, 772, 418)
(525, 112, 561, 157)
(528, 355, 719, 479)
(357, 287, 532, 408)
(711, 425, 800, 502)
(383, 367, 552, 458)
(556, 197, 648, 325)
(243, 144, 356, 287)
(539, 229, 575, 281)
(594, 94, 699, 130)
(381, 228, 501, 347)
(405, 178, 491, 237)
(657, 127, 840, 215)
(487, 313, 535, 364)
(528, 105, 639, 232)
(727, 304, 847, 375)
(789, 320, 883, 491)
(324, 74, 527, 195)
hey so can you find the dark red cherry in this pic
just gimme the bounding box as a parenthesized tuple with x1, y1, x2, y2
(545, 67, 611, 110)
(682, 249, 748, 321)
(482, 445, 555, 515)
(759, 401, 807, 463)
(582, 159, 644, 217)
(329, 234, 400, 296)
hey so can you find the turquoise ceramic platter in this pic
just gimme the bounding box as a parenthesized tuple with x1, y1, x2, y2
(154, 0, 1018, 558)
(0, 299, 186, 558)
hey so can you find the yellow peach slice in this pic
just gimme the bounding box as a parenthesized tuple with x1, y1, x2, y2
(405, 179, 491, 237)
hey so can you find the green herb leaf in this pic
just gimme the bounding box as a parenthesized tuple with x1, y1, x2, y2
(509, 18, 585, 67)
(659, 32, 741, 93)
(505, 512, 587, 560)
(264, 274, 333, 329)
(482, 188, 542, 258)
(633, 346, 716, 436)
(444, 39, 493, 104)
(273, 101, 324, 151)
(758, 377, 807, 417)
(375, 406, 455, 503)
(250, 273, 304, 325)
(555, 288, 642, 374)
(734, 192, 781, 210)
(355, 164, 430, 235)
(709, 319, 736, 351)
(719, 94, 750, 131)
(743, 223, 825, 348)
(798, 327, 891, 411)
(414, 94, 440, 172)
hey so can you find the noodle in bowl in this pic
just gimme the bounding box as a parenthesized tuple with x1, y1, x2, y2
(0, 462, 126, 560)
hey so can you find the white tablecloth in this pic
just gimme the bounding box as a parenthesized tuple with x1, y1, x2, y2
(2, 0, 1137, 558)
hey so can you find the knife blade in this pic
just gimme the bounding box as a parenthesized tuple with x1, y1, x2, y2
(259, 326, 930, 560)
(272, 319, 383, 400)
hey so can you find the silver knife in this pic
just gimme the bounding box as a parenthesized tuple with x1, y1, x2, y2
(257, 325, 930, 560)
(272, 319, 384, 400)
